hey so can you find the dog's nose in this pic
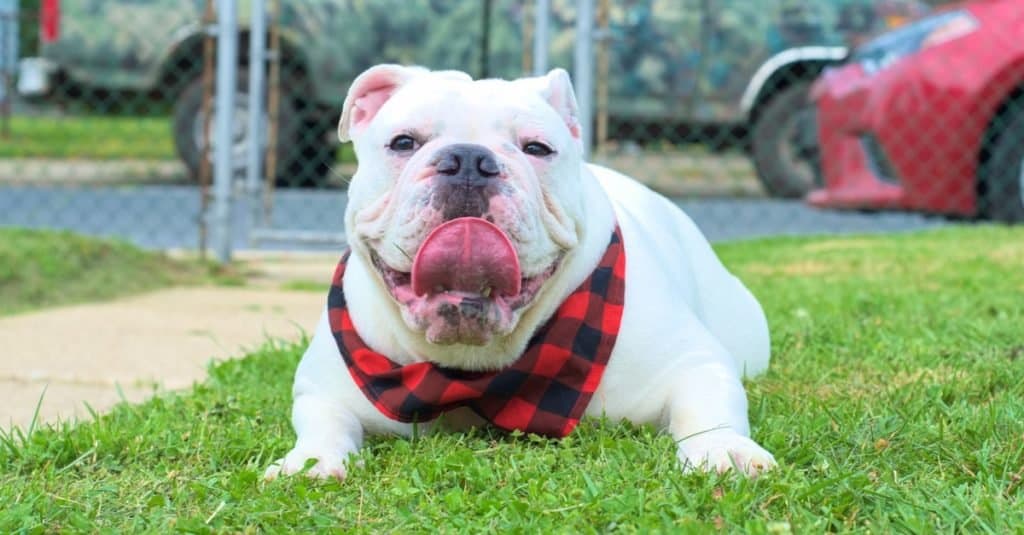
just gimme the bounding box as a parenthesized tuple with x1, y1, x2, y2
(430, 144, 503, 220)
(433, 144, 501, 186)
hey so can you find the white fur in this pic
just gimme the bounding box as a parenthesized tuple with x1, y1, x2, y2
(265, 66, 775, 481)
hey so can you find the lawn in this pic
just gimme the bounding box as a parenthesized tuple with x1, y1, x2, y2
(1, 226, 1022, 531)
(1, 115, 358, 163)
(0, 228, 203, 315)
(0, 116, 176, 160)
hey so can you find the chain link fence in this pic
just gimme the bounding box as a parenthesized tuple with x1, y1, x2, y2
(584, 0, 1023, 239)
(2, 0, 208, 250)
(1, 0, 1019, 258)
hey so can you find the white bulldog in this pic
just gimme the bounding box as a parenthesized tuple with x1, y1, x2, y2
(265, 64, 776, 480)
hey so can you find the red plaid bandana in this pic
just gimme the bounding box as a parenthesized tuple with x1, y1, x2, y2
(327, 226, 625, 438)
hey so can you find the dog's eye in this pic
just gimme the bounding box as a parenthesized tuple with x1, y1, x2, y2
(389, 135, 419, 153)
(522, 141, 555, 157)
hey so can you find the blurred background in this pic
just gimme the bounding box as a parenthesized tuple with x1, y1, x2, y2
(1, 0, 1021, 260)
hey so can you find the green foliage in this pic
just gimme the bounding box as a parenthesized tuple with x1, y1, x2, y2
(16, 0, 40, 57)
(0, 228, 199, 315)
(2, 226, 1023, 531)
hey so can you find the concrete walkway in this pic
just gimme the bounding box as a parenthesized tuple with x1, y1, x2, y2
(0, 252, 340, 431)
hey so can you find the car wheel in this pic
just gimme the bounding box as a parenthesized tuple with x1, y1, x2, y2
(172, 70, 334, 187)
(750, 80, 822, 198)
(980, 99, 1024, 222)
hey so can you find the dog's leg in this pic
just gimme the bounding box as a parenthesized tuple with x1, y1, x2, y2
(264, 313, 365, 481)
(263, 388, 363, 481)
(666, 348, 776, 476)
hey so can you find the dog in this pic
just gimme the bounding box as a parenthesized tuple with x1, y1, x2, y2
(264, 64, 776, 480)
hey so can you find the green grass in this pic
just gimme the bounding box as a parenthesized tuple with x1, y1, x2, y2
(279, 279, 330, 293)
(0, 228, 203, 315)
(1, 115, 358, 163)
(2, 226, 1023, 531)
(1, 116, 176, 160)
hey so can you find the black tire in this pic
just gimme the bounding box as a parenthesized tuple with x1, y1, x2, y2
(172, 71, 335, 187)
(170, 76, 209, 178)
(980, 99, 1024, 222)
(750, 80, 822, 198)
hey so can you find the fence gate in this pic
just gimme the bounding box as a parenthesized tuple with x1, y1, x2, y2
(203, 0, 349, 263)
(208, 0, 564, 261)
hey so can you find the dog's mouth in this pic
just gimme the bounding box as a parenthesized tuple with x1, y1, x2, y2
(369, 217, 559, 346)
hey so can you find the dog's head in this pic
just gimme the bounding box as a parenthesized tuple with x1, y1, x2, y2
(339, 64, 586, 349)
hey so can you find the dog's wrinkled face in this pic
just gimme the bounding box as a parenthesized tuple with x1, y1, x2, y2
(339, 65, 585, 347)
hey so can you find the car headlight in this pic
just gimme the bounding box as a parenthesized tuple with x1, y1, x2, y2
(854, 10, 979, 75)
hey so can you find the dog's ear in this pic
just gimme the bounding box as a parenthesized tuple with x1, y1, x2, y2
(338, 64, 427, 142)
(525, 68, 581, 141)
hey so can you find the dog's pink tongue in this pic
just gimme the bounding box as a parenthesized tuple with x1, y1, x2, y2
(412, 217, 521, 297)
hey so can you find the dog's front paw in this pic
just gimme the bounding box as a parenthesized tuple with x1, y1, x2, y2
(263, 445, 353, 482)
(677, 431, 776, 476)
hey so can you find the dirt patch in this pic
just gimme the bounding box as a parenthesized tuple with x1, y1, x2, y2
(986, 243, 1024, 267)
(744, 259, 900, 278)
(807, 365, 968, 401)
(800, 239, 879, 252)
(593, 149, 763, 198)
(744, 260, 837, 277)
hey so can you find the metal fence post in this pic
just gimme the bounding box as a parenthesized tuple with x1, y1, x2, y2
(246, 0, 267, 241)
(480, 0, 492, 78)
(533, 0, 549, 76)
(594, 0, 609, 154)
(0, 0, 16, 138)
(573, 0, 594, 159)
(212, 0, 238, 263)
(197, 0, 216, 259)
(247, 0, 266, 197)
(262, 0, 282, 226)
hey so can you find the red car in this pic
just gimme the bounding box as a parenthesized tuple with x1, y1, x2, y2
(809, 0, 1024, 222)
